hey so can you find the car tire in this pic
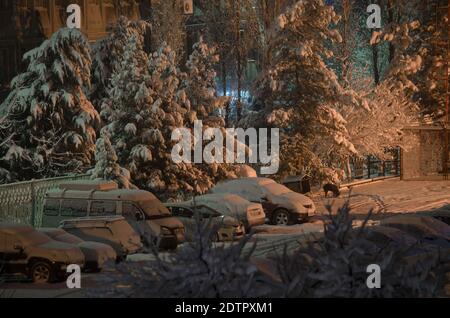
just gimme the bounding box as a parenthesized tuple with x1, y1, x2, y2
(273, 209, 290, 226)
(30, 261, 53, 283)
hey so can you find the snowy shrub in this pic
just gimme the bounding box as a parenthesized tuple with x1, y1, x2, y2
(0, 28, 100, 182)
(275, 201, 449, 298)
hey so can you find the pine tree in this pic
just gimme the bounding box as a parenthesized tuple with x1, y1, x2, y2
(0, 28, 99, 181)
(249, 0, 363, 181)
(90, 131, 135, 189)
(181, 38, 238, 186)
(90, 16, 149, 116)
(370, 0, 445, 120)
(102, 37, 212, 197)
(183, 37, 229, 120)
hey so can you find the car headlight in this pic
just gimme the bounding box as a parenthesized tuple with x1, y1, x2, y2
(160, 227, 172, 236)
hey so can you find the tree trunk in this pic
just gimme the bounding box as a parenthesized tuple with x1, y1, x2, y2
(372, 42, 380, 85)
(235, 0, 242, 122)
(222, 61, 229, 125)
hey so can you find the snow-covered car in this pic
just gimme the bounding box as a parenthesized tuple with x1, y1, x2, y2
(39, 228, 117, 272)
(42, 180, 185, 250)
(177, 193, 265, 230)
(0, 224, 85, 283)
(362, 225, 450, 266)
(211, 178, 315, 225)
(165, 201, 246, 242)
(380, 215, 450, 241)
(59, 216, 143, 260)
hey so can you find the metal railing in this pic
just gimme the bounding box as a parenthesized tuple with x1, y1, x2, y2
(0, 174, 91, 227)
(350, 157, 400, 180)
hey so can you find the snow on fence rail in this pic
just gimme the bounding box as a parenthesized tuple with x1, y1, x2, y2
(0, 174, 91, 227)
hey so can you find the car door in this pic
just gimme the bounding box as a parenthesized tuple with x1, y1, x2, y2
(3, 233, 27, 272)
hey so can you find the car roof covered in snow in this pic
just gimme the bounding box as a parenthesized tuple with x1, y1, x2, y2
(214, 177, 275, 188)
(0, 223, 34, 234)
(46, 188, 158, 202)
(381, 215, 450, 240)
(59, 180, 119, 191)
(166, 193, 259, 216)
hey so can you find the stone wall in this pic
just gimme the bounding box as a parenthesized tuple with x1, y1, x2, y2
(402, 129, 447, 180)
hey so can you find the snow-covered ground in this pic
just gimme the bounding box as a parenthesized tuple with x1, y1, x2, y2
(314, 178, 450, 216)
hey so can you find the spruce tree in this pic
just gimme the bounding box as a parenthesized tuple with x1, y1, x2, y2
(0, 28, 99, 181)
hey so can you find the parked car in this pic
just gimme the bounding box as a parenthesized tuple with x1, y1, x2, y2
(362, 225, 450, 265)
(165, 200, 246, 241)
(380, 215, 450, 241)
(211, 178, 316, 225)
(41, 180, 185, 249)
(183, 194, 266, 230)
(0, 224, 84, 283)
(59, 216, 142, 260)
(39, 228, 117, 272)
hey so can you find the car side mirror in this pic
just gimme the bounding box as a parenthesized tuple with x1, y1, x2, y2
(13, 243, 24, 251)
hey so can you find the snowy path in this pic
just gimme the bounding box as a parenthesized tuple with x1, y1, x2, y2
(312, 178, 450, 217)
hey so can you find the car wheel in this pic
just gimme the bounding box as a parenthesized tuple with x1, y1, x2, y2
(273, 209, 290, 226)
(30, 261, 53, 283)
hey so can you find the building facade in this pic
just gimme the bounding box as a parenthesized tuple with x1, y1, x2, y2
(0, 0, 141, 99)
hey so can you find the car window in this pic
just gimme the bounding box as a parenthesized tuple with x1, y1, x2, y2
(139, 200, 171, 218)
(174, 207, 194, 218)
(197, 205, 221, 218)
(123, 202, 146, 221)
(43, 198, 60, 216)
(262, 183, 292, 196)
(90, 200, 116, 216)
(60, 199, 88, 217)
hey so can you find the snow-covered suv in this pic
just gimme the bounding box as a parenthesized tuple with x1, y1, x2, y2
(0, 224, 84, 283)
(211, 178, 316, 225)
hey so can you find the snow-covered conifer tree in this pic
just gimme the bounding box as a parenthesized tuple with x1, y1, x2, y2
(0, 28, 99, 181)
(90, 130, 135, 189)
(90, 16, 149, 116)
(250, 0, 362, 181)
(183, 37, 229, 120)
(102, 38, 212, 196)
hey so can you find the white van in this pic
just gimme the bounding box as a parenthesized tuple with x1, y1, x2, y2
(41, 180, 185, 249)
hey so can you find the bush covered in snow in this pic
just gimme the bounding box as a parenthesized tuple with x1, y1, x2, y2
(86, 200, 449, 298)
(275, 202, 449, 297)
(0, 28, 100, 181)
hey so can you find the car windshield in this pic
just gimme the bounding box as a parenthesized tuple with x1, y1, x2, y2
(263, 183, 292, 196)
(18, 230, 52, 245)
(140, 199, 171, 218)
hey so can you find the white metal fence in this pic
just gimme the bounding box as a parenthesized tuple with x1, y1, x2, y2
(0, 174, 91, 227)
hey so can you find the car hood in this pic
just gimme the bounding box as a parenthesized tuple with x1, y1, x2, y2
(221, 216, 241, 227)
(78, 241, 117, 259)
(32, 241, 85, 263)
(269, 192, 314, 210)
(148, 216, 184, 229)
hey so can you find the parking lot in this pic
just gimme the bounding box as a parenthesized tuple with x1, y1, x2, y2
(1, 178, 450, 298)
